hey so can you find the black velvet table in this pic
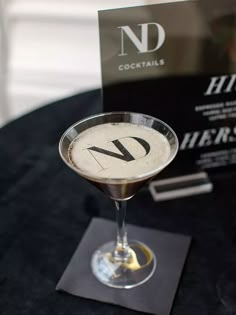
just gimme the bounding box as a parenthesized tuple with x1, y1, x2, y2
(0, 89, 236, 315)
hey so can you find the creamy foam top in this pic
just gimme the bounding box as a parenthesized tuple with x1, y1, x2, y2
(68, 122, 171, 179)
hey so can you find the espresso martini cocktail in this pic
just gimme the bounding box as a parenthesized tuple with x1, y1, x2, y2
(68, 122, 171, 200)
(59, 112, 178, 288)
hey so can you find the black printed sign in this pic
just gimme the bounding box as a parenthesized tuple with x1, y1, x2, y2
(98, 0, 236, 177)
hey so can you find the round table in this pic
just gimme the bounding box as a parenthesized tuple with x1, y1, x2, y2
(0, 89, 235, 314)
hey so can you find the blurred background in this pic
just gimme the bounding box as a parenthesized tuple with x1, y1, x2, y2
(0, 0, 179, 127)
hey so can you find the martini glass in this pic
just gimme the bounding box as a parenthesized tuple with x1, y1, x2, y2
(59, 112, 178, 288)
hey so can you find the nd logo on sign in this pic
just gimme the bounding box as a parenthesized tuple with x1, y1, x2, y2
(118, 23, 165, 56)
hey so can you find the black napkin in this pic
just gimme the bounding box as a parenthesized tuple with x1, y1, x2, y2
(56, 218, 191, 315)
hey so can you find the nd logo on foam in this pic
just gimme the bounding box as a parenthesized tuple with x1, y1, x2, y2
(87, 137, 150, 170)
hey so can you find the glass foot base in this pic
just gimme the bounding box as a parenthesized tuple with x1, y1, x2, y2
(91, 240, 156, 289)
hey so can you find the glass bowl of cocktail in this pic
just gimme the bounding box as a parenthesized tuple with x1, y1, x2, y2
(59, 112, 178, 289)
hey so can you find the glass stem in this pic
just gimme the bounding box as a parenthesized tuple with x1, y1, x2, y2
(113, 200, 130, 262)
